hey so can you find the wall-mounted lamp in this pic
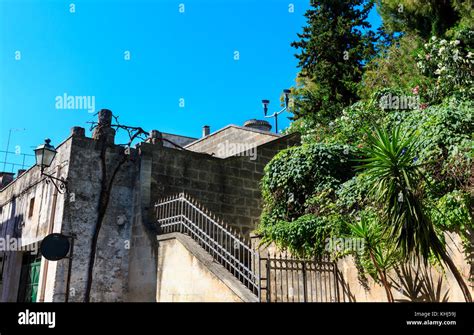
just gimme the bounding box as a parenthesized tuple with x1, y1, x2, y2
(34, 139, 67, 193)
(261, 89, 291, 133)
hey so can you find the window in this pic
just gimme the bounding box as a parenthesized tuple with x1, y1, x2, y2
(28, 198, 35, 218)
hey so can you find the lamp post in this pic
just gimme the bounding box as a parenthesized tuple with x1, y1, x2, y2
(262, 89, 291, 134)
(34, 139, 67, 193)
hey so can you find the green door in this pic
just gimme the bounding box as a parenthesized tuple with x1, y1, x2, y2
(18, 254, 41, 302)
(25, 259, 41, 302)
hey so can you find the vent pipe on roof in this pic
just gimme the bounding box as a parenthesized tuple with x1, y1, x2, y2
(202, 125, 210, 138)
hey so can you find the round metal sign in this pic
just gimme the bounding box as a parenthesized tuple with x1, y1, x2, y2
(40, 233, 70, 261)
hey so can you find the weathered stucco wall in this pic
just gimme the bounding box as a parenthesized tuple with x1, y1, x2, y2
(336, 232, 472, 302)
(125, 143, 157, 302)
(254, 232, 473, 302)
(0, 135, 71, 302)
(157, 233, 258, 302)
(56, 134, 139, 302)
(1, 124, 141, 302)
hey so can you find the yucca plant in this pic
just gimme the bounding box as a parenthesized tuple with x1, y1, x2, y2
(347, 214, 397, 302)
(358, 126, 472, 302)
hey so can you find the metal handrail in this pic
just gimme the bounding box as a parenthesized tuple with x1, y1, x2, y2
(155, 193, 261, 298)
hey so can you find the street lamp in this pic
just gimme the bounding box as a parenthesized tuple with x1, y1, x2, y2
(261, 89, 291, 133)
(262, 100, 270, 116)
(34, 139, 67, 193)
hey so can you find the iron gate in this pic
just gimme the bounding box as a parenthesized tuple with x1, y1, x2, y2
(260, 254, 340, 302)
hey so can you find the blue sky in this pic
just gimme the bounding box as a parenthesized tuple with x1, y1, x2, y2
(0, 0, 381, 172)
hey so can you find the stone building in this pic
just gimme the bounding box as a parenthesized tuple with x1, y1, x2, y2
(0, 109, 299, 302)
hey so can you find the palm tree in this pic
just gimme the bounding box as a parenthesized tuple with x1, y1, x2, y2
(358, 126, 472, 302)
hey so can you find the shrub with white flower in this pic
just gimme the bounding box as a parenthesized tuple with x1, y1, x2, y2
(417, 28, 474, 101)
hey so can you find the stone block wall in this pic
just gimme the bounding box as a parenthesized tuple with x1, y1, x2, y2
(185, 125, 281, 158)
(149, 133, 300, 236)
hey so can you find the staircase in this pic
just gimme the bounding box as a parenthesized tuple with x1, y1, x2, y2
(155, 193, 261, 299)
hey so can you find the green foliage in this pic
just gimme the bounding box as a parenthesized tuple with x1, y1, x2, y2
(259, 214, 342, 258)
(357, 126, 443, 260)
(360, 34, 433, 100)
(347, 210, 401, 284)
(258, 143, 357, 257)
(289, 98, 387, 146)
(260, 143, 357, 223)
(390, 97, 473, 192)
(430, 190, 473, 250)
(261, 0, 473, 298)
(375, 0, 471, 38)
(291, 0, 377, 122)
(336, 174, 374, 213)
(432, 190, 472, 231)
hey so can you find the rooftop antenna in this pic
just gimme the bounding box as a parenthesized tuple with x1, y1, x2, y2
(3, 128, 26, 171)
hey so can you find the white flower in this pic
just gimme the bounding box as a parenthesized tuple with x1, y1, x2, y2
(440, 39, 447, 45)
(438, 46, 445, 55)
(453, 50, 460, 61)
(431, 36, 437, 41)
(467, 52, 473, 59)
(454, 40, 460, 45)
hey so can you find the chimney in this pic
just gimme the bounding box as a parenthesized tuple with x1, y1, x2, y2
(147, 130, 163, 146)
(243, 119, 272, 132)
(71, 126, 85, 137)
(92, 109, 116, 144)
(202, 125, 210, 138)
(0, 172, 15, 188)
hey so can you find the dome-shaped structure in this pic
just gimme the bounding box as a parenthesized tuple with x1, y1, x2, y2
(243, 119, 272, 132)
